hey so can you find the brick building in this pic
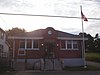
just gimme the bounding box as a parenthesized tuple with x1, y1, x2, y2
(8, 27, 87, 70)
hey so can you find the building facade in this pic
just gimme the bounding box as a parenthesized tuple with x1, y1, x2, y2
(0, 28, 9, 63)
(8, 27, 87, 70)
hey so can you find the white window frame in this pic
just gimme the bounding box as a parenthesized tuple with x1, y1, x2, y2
(19, 40, 26, 50)
(26, 39, 32, 49)
(60, 40, 79, 50)
(60, 40, 66, 50)
(19, 39, 39, 50)
(32, 40, 39, 50)
(73, 40, 78, 49)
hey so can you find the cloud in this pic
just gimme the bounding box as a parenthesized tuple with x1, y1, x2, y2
(86, 21, 100, 36)
(0, 0, 33, 13)
(0, 0, 100, 37)
(61, 27, 80, 34)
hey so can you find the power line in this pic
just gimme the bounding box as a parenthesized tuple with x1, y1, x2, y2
(0, 15, 8, 26)
(0, 12, 100, 20)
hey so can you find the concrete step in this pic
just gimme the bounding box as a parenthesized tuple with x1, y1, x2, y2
(44, 59, 62, 71)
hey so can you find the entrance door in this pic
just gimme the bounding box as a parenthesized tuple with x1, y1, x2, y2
(44, 40, 55, 59)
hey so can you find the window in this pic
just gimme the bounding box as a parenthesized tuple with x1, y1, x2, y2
(19, 40, 25, 48)
(61, 40, 66, 49)
(19, 39, 39, 50)
(0, 44, 3, 49)
(73, 41, 78, 49)
(33, 40, 39, 48)
(1, 33, 4, 39)
(0, 44, 3, 57)
(27, 39, 32, 48)
(60, 40, 78, 50)
(18, 50, 25, 55)
(67, 40, 72, 49)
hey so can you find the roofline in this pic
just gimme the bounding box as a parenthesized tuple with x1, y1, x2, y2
(0, 28, 5, 33)
(8, 36, 88, 40)
(57, 37, 88, 40)
(8, 36, 44, 39)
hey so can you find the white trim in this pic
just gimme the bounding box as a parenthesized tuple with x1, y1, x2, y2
(8, 36, 43, 39)
(13, 39, 15, 59)
(60, 49, 79, 50)
(19, 39, 39, 50)
(57, 37, 88, 40)
(32, 40, 33, 49)
(60, 40, 79, 50)
(19, 48, 39, 50)
(25, 39, 27, 49)
(72, 40, 73, 49)
(65, 41, 67, 49)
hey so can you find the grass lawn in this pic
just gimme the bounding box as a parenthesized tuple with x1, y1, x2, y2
(85, 52, 100, 63)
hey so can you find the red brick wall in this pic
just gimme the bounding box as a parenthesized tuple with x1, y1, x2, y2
(55, 40, 82, 58)
(9, 27, 82, 59)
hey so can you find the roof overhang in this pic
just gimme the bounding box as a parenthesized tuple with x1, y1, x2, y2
(8, 36, 44, 39)
(57, 37, 88, 40)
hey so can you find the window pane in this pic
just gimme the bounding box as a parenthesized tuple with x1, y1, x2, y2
(20, 40, 25, 48)
(33, 40, 39, 48)
(0, 44, 3, 49)
(19, 51, 25, 55)
(61, 40, 66, 48)
(73, 41, 78, 49)
(67, 40, 72, 49)
(27, 39, 32, 48)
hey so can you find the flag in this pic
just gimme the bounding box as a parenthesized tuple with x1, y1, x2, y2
(81, 10, 88, 21)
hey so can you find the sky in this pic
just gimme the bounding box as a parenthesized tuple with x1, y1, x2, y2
(0, 0, 100, 36)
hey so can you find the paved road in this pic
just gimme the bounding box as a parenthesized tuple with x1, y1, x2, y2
(2, 61, 100, 75)
(3, 71, 100, 75)
(86, 61, 100, 68)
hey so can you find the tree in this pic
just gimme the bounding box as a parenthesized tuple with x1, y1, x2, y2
(6, 27, 26, 36)
(79, 32, 95, 52)
(85, 34, 95, 52)
(94, 33, 100, 52)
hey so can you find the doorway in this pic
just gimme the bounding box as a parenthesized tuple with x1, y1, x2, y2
(44, 40, 55, 59)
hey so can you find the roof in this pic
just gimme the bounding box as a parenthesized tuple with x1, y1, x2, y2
(0, 28, 5, 33)
(26, 29, 45, 37)
(57, 30, 80, 38)
(13, 29, 45, 37)
(10, 27, 81, 38)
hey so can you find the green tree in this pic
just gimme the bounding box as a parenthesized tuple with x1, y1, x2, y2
(85, 34, 95, 52)
(94, 33, 100, 52)
(79, 32, 95, 52)
(6, 27, 26, 36)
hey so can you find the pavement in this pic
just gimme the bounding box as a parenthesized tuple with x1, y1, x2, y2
(2, 61, 100, 75)
(3, 71, 100, 75)
(86, 61, 100, 68)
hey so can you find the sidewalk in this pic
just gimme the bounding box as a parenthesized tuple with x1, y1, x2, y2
(86, 61, 100, 68)
(3, 71, 100, 75)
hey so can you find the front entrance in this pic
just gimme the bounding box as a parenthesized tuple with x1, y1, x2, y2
(44, 40, 55, 59)
(42, 40, 62, 70)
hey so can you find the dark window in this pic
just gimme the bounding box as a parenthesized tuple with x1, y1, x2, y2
(33, 40, 39, 48)
(19, 40, 25, 48)
(61, 40, 66, 48)
(19, 51, 25, 55)
(67, 40, 72, 49)
(0, 32, 4, 39)
(27, 39, 32, 48)
(73, 41, 78, 49)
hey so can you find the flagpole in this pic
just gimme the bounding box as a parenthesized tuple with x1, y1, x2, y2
(80, 5, 86, 68)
